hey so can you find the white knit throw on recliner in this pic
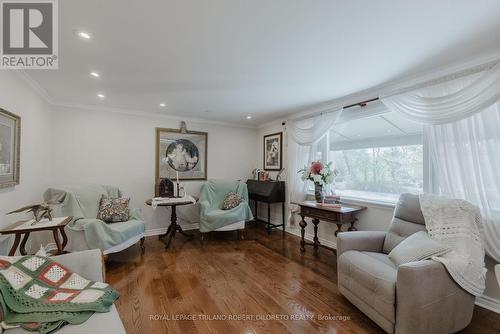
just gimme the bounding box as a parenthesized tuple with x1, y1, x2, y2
(419, 194, 487, 297)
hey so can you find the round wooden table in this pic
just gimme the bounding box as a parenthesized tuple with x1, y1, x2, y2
(145, 199, 195, 249)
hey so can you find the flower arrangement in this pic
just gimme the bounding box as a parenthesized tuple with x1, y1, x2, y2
(298, 161, 338, 186)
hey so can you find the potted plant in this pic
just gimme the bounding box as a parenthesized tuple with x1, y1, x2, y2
(298, 161, 338, 203)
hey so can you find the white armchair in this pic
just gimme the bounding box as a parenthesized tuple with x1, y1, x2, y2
(44, 184, 145, 255)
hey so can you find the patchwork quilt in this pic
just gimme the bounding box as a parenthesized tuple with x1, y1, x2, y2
(0, 255, 119, 334)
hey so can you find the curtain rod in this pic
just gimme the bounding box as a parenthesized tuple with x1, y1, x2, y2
(343, 97, 379, 109)
(287, 58, 500, 123)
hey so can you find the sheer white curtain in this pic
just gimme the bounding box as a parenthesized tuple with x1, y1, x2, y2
(382, 64, 500, 262)
(288, 110, 341, 145)
(286, 110, 342, 222)
(382, 62, 500, 125)
(426, 104, 500, 262)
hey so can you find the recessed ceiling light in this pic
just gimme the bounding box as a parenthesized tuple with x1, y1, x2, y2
(77, 31, 91, 40)
(246, 115, 252, 120)
(90, 71, 100, 78)
(97, 93, 105, 99)
(159, 103, 166, 108)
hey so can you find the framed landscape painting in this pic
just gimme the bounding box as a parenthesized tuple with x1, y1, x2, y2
(0, 109, 20, 188)
(263, 132, 282, 171)
(156, 128, 207, 181)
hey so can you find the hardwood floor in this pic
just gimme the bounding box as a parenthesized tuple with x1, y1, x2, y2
(106, 223, 500, 334)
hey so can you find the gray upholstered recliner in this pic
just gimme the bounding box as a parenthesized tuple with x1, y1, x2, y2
(337, 193, 475, 334)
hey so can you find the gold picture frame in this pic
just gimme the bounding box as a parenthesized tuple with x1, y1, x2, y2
(0, 108, 21, 189)
(155, 128, 208, 181)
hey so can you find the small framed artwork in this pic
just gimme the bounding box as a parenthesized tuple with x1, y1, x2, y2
(0, 109, 20, 189)
(263, 132, 282, 171)
(156, 128, 208, 181)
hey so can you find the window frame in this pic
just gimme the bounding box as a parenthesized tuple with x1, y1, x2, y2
(307, 131, 426, 206)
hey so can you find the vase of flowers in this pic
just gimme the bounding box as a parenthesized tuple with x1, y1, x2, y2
(298, 161, 338, 203)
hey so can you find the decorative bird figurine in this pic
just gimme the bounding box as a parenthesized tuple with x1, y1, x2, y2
(6, 203, 53, 223)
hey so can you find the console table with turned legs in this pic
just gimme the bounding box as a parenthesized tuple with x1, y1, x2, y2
(298, 201, 366, 253)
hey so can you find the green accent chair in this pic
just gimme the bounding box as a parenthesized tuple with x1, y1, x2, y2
(44, 184, 145, 255)
(198, 179, 253, 238)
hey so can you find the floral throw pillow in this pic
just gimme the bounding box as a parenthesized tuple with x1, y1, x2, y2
(97, 195, 130, 223)
(222, 192, 243, 210)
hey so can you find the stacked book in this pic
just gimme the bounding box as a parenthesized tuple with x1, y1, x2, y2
(318, 195, 342, 208)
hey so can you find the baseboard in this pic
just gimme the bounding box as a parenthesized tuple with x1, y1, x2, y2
(144, 223, 200, 237)
(285, 226, 337, 250)
(476, 294, 500, 314)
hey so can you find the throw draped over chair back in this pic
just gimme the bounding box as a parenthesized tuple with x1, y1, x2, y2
(200, 180, 248, 209)
(44, 184, 122, 219)
(43, 184, 145, 253)
(198, 179, 253, 233)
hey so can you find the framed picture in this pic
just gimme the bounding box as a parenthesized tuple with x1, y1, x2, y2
(263, 132, 282, 171)
(156, 128, 207, 181)
(0, 109, 20, 189)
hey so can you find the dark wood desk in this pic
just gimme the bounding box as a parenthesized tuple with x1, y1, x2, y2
(0, 216, 72, 256)
(146, 199, 195, 249)
(247, 180, 286, 234)
(298, 201, 366, 253)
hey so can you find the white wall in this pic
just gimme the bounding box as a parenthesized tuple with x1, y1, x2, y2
(0, 73, 52, 253)
(49, 105, 259, 232)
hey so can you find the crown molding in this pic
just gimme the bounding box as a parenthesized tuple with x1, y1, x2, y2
(14, 70, 55, 105)
(53, 102, 258, 129)
(15, 48, 500, 130)
(259, 48, 500, 127)
(14, 72, 258, 129)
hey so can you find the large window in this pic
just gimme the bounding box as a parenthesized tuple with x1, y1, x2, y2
(332, 145, 423, 203)
(310, 106, 424, 204)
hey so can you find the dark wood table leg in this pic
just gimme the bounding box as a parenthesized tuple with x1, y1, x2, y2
(348, 218, 358, 232)
(52, 229, 63, 255)
(164, 206, 177, 249)
(312, 218, 320, 252)
(60, 227, 68, 250)
(9, 234, 21, 256)
(160, 224, 172, 239)
(335, 223, 343, 237)
(267, 203, 271, 234)
(255, 200, 258, 222)
(282, 202, 286, 234)
(176, 225, 194, 238)
(19, 232, 30, 255)
(299, 215, 307, 252)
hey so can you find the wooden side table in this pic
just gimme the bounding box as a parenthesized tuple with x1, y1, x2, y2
(145, 199, 195, 249)
(298, 201, 366, 253)
(0, 216, 72, 256)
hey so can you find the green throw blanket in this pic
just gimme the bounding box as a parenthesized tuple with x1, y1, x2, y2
(43, 184, 145, 251)
(0, 255, 119, 334)
(198, 180, 253, 232)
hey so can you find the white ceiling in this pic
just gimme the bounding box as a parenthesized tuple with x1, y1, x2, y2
(26, 0, 500, 126)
